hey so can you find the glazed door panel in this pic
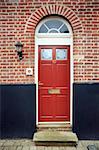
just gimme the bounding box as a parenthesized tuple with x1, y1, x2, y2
(38, 45, 70, 122)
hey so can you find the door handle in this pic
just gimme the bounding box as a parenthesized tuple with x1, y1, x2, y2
(38, 81, 44, 86)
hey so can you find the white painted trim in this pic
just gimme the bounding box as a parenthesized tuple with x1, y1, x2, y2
(36, 34, 72, 38)
(35, 16, 73, 126)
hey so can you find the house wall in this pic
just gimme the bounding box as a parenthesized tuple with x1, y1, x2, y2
(0, 0, 99, 139)
(0, 0, 99, 83)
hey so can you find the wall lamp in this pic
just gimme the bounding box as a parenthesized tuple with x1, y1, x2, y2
(15, 41, 23, 60)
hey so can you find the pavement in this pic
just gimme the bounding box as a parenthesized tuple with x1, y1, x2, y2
(0, 139, 99, 150)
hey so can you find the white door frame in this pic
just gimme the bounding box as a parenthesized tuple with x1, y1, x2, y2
(35, 17, 73, 126)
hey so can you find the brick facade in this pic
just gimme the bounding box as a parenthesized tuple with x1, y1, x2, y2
(0, 0, 99, 84)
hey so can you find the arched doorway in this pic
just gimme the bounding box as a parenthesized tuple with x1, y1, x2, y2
(35, 16, 73, 126)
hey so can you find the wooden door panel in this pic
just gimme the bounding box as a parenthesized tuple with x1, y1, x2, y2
(40, 95, 53, 119)
(55, 95, 70, 121)
(55, 64, 69, 86)
(40, 63, 53, 86)
(38, 45, 70, 122)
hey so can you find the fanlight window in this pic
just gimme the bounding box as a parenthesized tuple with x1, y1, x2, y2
(39, 19, 69, 33)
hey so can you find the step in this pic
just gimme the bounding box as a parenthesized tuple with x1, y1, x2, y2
(33, 130, 78, 146)
(37, 126, 72, 132)
(37, 123, 72, 132)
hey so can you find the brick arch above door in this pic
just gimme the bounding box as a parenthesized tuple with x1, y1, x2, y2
(22, 4, 84, 83)
(24, 4, 83, 34)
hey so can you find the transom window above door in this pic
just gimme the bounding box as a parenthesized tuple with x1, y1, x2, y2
(38, 19, 69, 33)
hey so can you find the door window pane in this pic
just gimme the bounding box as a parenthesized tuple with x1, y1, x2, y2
(41, 49, 52, 60)
(56, 49, 67, 60)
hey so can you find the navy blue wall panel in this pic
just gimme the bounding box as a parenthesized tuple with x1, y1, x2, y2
(0, 83, 99, 139)
(0, 84, 36, 139)
(0, 85, 1, 138)
(73, 83, 99, 139)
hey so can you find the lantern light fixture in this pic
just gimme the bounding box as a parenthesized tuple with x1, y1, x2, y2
(15, 41, 23, 60)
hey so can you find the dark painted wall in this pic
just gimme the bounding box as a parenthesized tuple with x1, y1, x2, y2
(73, 83, 99, 139)
(0, 83, 99, 139)
(0, 86, 1, 138)
(0, 84, 36, 139)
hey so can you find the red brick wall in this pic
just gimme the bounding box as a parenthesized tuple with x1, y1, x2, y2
(0, 0, 99, 84)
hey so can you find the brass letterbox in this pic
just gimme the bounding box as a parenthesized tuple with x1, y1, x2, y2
(48, 89, 60, 94)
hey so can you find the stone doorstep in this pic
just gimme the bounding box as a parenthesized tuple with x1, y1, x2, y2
(33, 130, 78, 146)
(37, 127, 72, 132)
(37, 123, 72, 132)
(37, 122, 71, 128)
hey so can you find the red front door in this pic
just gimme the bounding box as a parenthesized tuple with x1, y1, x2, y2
(38, 45, 70, 122)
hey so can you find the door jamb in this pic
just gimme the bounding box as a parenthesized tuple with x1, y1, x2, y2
(35, 35, 73, 126)
(35, 17, 73, 126)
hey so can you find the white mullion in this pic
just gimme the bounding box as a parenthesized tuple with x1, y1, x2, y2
(44, 23, 49, 31)
(58, 23, 64, 32)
